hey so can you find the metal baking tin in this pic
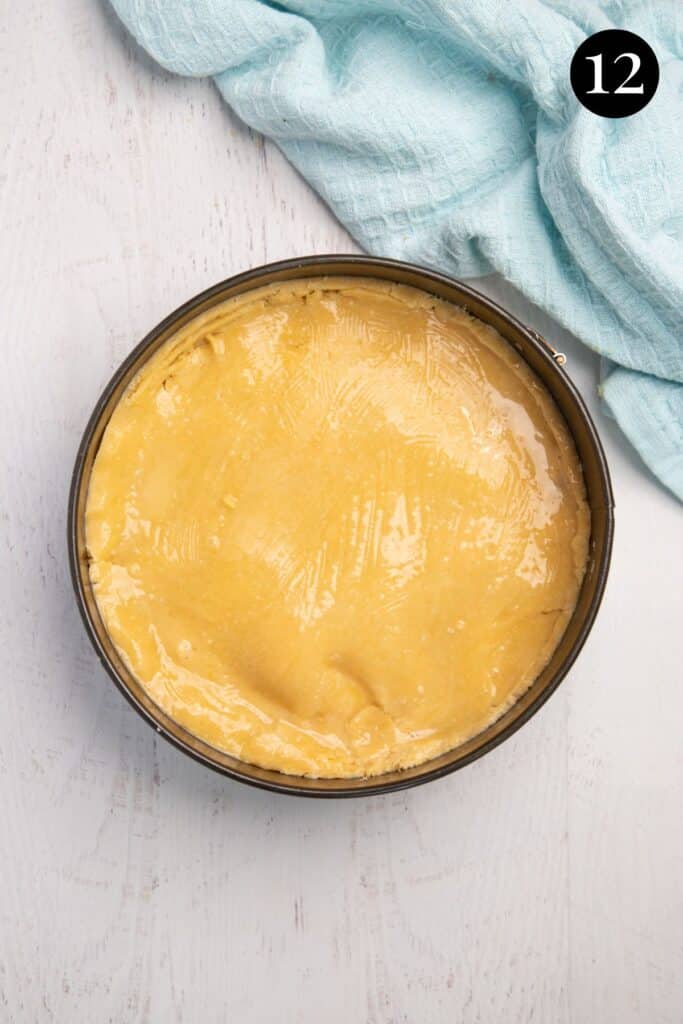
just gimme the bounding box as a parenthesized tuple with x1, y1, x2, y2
(68, 256, 615, 798)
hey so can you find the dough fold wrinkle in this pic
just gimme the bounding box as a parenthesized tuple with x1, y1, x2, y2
(87, 278, 590, 778)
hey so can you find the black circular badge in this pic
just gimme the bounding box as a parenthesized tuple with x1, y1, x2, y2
(570, 29, 659, 118)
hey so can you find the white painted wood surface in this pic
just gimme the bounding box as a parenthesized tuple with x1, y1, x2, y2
(2, 3, 682, 1021)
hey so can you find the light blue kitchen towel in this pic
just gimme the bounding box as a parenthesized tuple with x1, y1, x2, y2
(109, 0, 683, 500)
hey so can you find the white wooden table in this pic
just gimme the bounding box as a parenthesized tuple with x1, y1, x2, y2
(2, 3, 682, 1022)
